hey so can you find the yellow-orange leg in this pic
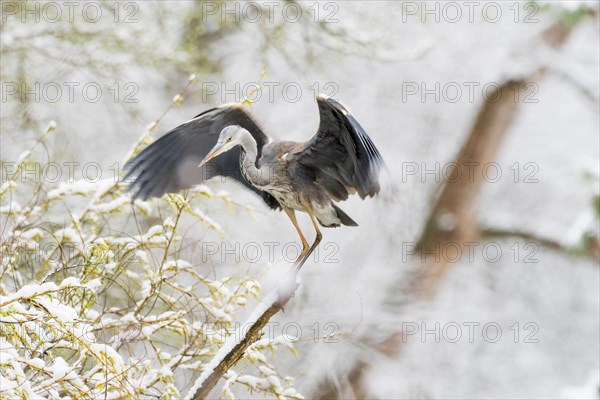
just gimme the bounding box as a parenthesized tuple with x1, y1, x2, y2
(283, 206, 310, 266)
(295, 209, 323, 270)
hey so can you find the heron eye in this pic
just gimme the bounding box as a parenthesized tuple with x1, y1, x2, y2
(227, 137, 232, 142)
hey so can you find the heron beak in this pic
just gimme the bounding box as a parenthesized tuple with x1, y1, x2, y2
(199, 144, 225, 167)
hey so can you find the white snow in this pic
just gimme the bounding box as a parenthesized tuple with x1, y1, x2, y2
(47, 178, 115, 199)
(89, 196, 130, 213)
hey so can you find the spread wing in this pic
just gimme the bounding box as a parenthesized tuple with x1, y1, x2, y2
(290, 95, 384, 201)
(123, 104, 280, 209)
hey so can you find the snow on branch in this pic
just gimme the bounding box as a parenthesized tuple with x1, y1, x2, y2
(185, 269, 299, 400)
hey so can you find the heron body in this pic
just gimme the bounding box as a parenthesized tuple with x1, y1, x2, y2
(239, 139, 300, 208)
(239, 137, 357, 228)
(125, 95, 384, 267)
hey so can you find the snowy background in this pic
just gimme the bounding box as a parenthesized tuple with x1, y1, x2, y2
(1, 1, 599, 399)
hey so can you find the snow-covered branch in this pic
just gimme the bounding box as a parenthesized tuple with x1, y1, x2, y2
(185, 270, 299, 399)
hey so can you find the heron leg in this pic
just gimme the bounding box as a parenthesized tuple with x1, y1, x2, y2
(295, 209, 323, 270)
(282, 206, 310, 266)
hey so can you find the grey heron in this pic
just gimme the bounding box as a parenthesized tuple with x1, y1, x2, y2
(124, 95, 384, 267)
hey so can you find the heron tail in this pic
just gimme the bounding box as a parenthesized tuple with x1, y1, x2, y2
(332, 204, 358, 227)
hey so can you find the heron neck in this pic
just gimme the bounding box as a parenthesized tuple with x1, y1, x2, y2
(239, 131, 269, 186)
(239, 131, 258, 163)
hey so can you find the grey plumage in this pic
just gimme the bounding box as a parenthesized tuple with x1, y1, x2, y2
(124, 104, 280, 209)
(290, 96, 384, 201)
(124, 95, 384, 267)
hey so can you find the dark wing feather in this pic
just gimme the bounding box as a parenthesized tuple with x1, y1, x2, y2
(123, 104, 280, 209)
(291, 95, 384, 201)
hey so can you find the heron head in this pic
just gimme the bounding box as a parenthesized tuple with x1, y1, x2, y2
(199, 125, 244, 166)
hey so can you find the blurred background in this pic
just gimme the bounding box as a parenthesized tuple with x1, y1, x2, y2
(1, 1, 599, 398)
